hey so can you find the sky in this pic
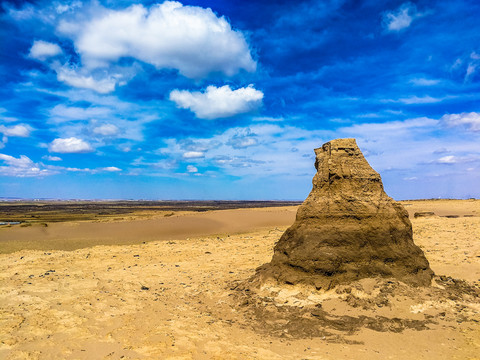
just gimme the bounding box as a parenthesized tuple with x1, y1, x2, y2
(1, 0, 479, 200)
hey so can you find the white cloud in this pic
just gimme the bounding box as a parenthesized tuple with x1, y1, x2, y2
(170, 85, 263, 119)
(49, 104, 113, 123)
(451, 58, 463, 71)
(382, 3, 423, 32)
(44, 164, 123, 174)
(102, 166, 121, 172)
(336, 117, 443, 171)
(64, 167, 92, 172)
(0, 153, 55, 177)
(226, 128, 258, 149)
(7, 4, 36, 21)
(253, 116, 284, 122)
(93, 124, 119, 136)
(340, 117, 438, 136)
(28, 40, 62, 60)
(465, 52, 480, 82)
(42, 155, 62, 161)
(55, 65, 116, 93)
(227, 137, 257, 148)
(187, 165, 198, 173)
(442, 112, 480, 132)
(49, 137, 94, 153)
(55, 2, 82, 14)
(437, 155, 457, 164)
(47, 100, 151, 142)
(0, 154, 33, 167)
(158, 124, 326, 178)
(398, 95, 447, 104)
(409, 78, 440, 86)
(183, 151, 204, 159)
(0, 124, 31, 137)
(58, 1, 256, 79)
(466, 63, 477, 80)
(382, 95, 451, 105)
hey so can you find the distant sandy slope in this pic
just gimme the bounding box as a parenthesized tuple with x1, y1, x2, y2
(0, 207, 298, 254)
(0, 201, 479, 359)
(400, 199, 479, 218)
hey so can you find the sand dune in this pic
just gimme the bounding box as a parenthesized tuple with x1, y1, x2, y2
(0, 207, 297, 254)
(0, 201, 479, 359)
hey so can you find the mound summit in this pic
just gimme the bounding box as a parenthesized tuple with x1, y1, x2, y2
(255, 138, 433, 289)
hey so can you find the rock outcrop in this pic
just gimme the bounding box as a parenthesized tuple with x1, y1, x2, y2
(255, 138, 433, 288)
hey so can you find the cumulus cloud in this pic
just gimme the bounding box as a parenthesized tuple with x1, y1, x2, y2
(42, 155, 62, 161)
(442, 112, 480, 132)
(0, 154, 34, 168)
(183, 151, 204, 159)
(186, 165, 198, 173)
(102, 166, 121, 172)
(0, 154, 54, 177)
(49, 137, 94, 153)
(0, 124, 31, 137)
(437, 155, 457, 164)
(382, 3, 423, 32)
(93, 124, 119, 136)
(58, 1, 256, 79)
(28, 40, 62, 60)
(170, 85, 263, 119)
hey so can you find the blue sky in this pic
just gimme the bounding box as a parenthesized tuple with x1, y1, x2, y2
(1, 0, 479, 200)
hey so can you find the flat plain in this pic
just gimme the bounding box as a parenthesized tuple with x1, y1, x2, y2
(0, 199, 479, 359)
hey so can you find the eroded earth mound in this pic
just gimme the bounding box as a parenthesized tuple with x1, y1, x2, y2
(254, 138, 433, 289)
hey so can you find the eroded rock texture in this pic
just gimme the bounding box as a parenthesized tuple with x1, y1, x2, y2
(256, 138, 433, 288)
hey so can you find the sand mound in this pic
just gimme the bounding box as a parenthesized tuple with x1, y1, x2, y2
(233, 275, 479, 342)
(253, 138, 433, 289)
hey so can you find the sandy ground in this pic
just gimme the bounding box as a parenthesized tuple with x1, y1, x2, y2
(0, 200, 479, 359)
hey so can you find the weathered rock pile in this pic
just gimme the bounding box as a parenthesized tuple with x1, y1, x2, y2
(255, 138, 433, 289)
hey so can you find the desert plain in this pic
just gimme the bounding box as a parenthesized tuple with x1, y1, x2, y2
(0, 199, 479, 359)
